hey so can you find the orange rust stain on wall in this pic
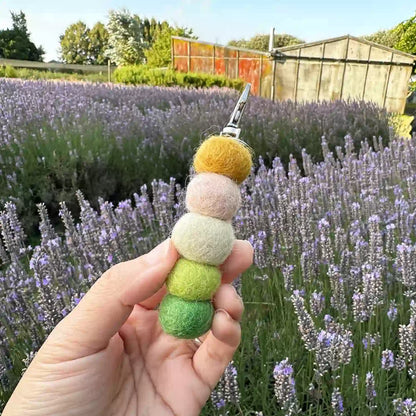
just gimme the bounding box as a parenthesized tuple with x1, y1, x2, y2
(172, 38, 269, 96)
(173, 39, 188, 57)
(191, 42, 214, 57)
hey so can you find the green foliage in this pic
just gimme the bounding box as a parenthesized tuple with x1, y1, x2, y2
(0, 67, 107, 82)
(363, 12, 416, 59)
(113, 65, 244, 89)
(4, 65, 17, 78)
(106, 9, 149, 66)
(362, 29, 400, 48)
(0, 11, 44, 61)
(142, 17, 163, 45)
(0, 65, 17, 78)
(59, 21, 91, 64)
(89, 22, 109, 65)
(106, 10, 195, 67)
(59, 21, 109, 65)
(388, 113, 414, 138)
(228, 33, 304, 51)
(145, 24, 195, 68)
(393, 12, 416, 55)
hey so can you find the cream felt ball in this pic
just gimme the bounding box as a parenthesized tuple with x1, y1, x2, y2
(166, 258, 221, 300)
(186, 173, 241, 221)
(158, 294, 214, 339)
(171, 213, 235, 266)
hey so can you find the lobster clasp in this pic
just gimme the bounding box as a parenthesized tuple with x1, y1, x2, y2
(220, 83, 251, 141)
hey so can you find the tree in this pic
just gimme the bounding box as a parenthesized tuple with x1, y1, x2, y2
(11, 10, 29, 34)
(362, 29, 400, 48)
(145, 24, 195, 67)
(88, 22, 109, 64)
(59, 21, 90, 64)
(394, 12, 416, 55)
(228, 33, 304, 51)
(59, 21, 109, 64)
(0, 11, 44, 61)
(106, 9, 149, 66)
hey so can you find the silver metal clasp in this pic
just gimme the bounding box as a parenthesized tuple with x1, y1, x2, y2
(220, 83, 251, 140)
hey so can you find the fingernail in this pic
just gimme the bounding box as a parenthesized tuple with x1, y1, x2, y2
(243, 240, 254, 255)
(145, 239, 171, 267)
(232, 285, 242, 300)
(165, 238, 173, 257)
(215, 308, 232, 319)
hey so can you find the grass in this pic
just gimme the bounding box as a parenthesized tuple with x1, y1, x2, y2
(0, 66, 109, 82)
(200, 264, 410, 415)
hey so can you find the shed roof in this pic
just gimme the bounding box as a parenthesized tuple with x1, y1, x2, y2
(276, 34, 416, 61)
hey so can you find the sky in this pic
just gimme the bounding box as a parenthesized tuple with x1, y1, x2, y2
(0, 0, 415, 62)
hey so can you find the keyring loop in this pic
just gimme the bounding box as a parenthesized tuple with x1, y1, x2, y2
(193, 337, 203, 347)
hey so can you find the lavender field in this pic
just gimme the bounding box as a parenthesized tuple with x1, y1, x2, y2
(0, 79, 390, 235)
(1, 78, 415, 414)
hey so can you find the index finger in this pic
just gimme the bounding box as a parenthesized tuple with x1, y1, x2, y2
(142, 239, 253, 310)
(219, 239, 254, 283)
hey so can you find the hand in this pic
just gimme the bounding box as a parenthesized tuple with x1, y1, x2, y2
(3, 238, 253, 416)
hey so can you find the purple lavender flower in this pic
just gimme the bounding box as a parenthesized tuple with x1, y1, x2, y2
(365, 371, 377, 411)
(381, 349, 395, 370)
(310, 291, 325, 316)
(331, 387, 344, 415)
(388, 301, 398, 321)
(210, 361, 240, 409)
(393, 398, 416, 415)
(273, 358, 300, 415)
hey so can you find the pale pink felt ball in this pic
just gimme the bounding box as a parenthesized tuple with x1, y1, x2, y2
(185, 173, 241, 221)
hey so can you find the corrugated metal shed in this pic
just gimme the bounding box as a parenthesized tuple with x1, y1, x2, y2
(172, 35, 415, 114)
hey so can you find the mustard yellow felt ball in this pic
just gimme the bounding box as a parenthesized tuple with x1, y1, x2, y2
(167, 258, 221, 300)
(193, 135, 253, 184)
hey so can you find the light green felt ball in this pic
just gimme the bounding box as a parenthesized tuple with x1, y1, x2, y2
(159, 294, 214, 339)
(167, 258, 221, 300)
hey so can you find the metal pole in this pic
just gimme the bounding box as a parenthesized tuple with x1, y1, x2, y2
(269, 27, 275, 101)
(269, 27, 275, 52)
(171, 36, 174, 69)
(187, 41, 191, 72)
(213, 45, 216, 75)
(259, 55, 263, 96)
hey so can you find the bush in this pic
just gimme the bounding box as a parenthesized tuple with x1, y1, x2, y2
(389, 113, 414, 138)
(0, 65, 18, 78)
(113, 65, 244, 90)
(0, 67, 107, 82)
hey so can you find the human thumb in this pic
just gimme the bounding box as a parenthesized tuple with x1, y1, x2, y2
(47, 238, 178, 359)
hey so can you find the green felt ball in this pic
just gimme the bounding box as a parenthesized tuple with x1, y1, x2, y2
(159, 294, 214, 339)
(167, 258, 221, 300)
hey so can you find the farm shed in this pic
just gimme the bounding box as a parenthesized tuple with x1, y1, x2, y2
(171, 35, 415, 114)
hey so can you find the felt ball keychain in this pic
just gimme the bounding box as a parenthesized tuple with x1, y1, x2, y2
(158, 84, 253, 339)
